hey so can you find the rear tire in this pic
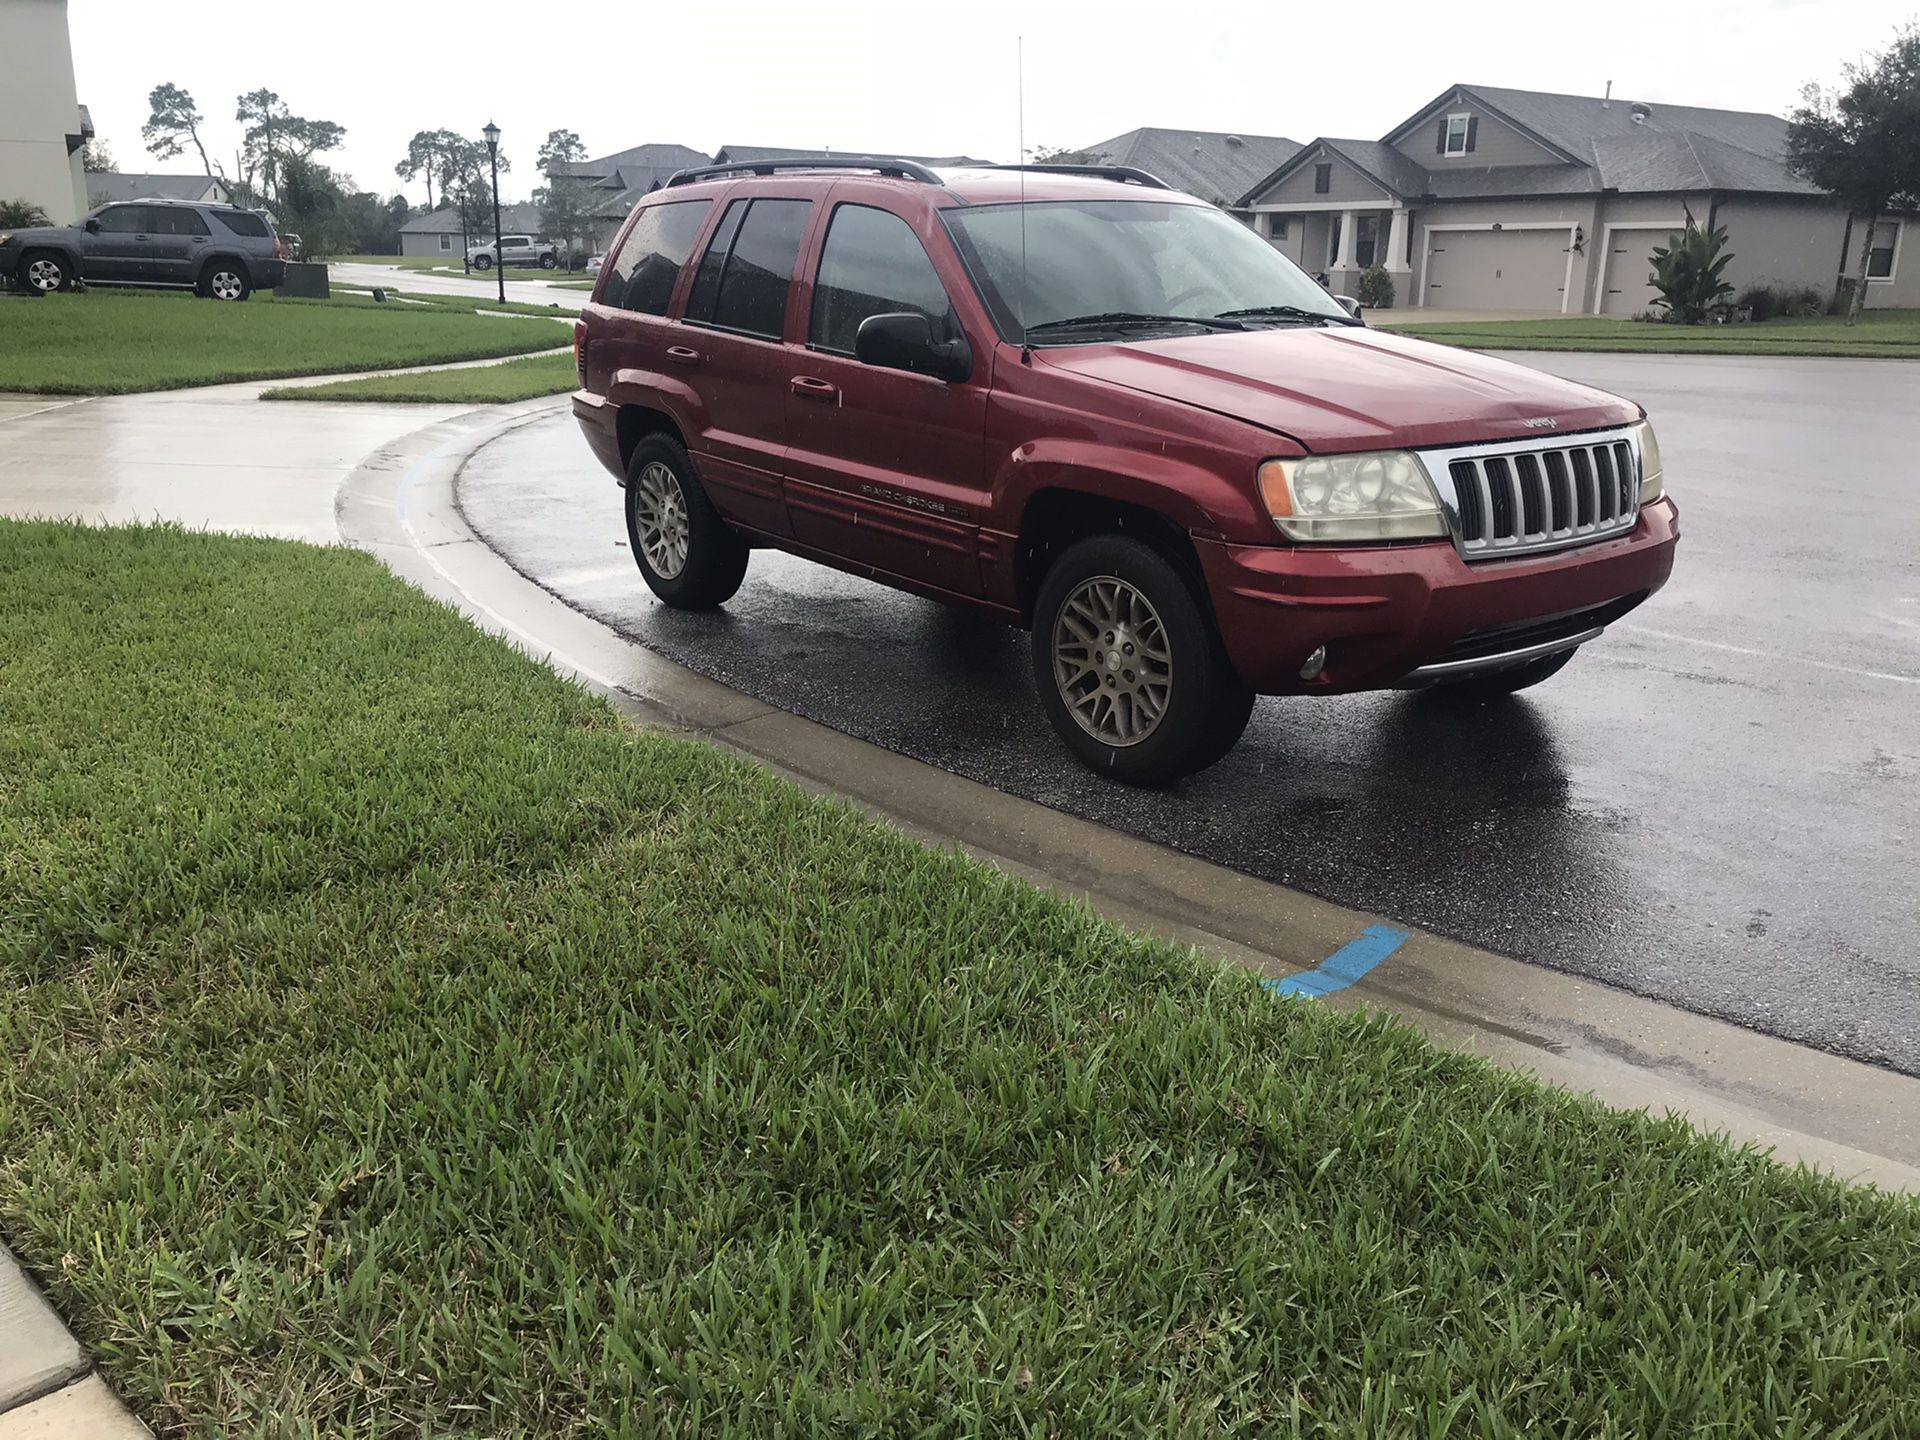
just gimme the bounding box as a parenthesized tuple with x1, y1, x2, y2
(197, 263, 251, 301)
(539, 253, 558, 270)
(16, 251, 71, 294)
(1428, 648, 1576, 698)
(1030, 534, 1253, 785)
(624, 434, 749, 609)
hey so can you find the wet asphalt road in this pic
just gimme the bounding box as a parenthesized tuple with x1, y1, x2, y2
(461, 353, 1920, 1074)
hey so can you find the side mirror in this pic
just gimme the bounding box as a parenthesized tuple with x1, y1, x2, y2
(83, 218, 100, 234)
(854, 312, 971, 383)
(1333, 295, 1364, 321)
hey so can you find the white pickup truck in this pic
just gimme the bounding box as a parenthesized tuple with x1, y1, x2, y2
(467, 234, 563, 270)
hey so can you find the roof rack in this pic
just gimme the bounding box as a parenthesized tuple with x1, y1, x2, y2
(664, 155, 942, 188)
(985, 163, 1173, 190)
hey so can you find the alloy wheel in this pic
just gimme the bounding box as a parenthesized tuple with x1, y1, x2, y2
(1051, 576, 1174, 746)
(26, 258, 62, 292)
(210, 270, 244, 301)
(630, 461, 691, 579)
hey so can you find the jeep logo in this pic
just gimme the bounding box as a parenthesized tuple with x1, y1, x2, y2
(1521, 417, 1559, 429)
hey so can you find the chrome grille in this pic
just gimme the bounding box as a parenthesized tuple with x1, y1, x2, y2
(1426, 428, 1641, 560)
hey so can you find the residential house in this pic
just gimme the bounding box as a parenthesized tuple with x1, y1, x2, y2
(1237, 84, 1916, 312)
(86, 172, 234, 209)
(553, 142, 711, 253)
(398, 201, 546, 258)
(1075, 128, 1299, 212)
(0, 0, 92, 224)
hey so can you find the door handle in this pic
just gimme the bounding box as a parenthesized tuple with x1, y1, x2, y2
(790, 376, 839, 403)
(665, 345, 702, 366)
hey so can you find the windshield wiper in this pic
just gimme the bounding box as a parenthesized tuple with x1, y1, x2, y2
(1024, 311, 1247, 336)
(1214, 304, 1356, 326)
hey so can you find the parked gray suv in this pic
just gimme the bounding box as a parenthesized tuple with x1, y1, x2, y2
(0, 199, 289, 300)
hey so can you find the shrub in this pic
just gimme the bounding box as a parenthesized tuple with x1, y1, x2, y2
(1779, 284, 1827, 317)
(1648, 223, 1735, 323)
(0, 198, 53, 228)
(1356, 263, 1395, 309)
(1737, 284, 1780, 321)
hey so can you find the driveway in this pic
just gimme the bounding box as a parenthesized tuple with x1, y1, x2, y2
(460, 352, 1920, 1075)
(328, 262, 587, 312)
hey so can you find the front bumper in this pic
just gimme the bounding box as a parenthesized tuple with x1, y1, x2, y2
(1195, 497, 1679, 694)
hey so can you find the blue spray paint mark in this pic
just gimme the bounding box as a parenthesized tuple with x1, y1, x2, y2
(1265, 925, 1409, 999)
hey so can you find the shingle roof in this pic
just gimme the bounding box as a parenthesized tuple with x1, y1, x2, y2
(399, 202, 546, 235)
(1084, 127, 1299, 207)
(563, 143, 710, 187)
(86, 172, 227, 204)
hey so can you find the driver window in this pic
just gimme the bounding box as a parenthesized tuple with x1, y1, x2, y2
(93, 206, 151, 234)
(809, 204, 957, 355)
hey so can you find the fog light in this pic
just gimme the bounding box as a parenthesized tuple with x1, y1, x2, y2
(1299, 645, 1327, 680)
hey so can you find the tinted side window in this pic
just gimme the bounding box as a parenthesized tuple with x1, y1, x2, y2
(150, 208, 210, 237)
(810, 205, 955, 354)
(213, 210, 271, 238)
(689, 198, 812, 340)
(94, 206, 149, 234)
(686, 200, 747, 320)
(606, 200, 711, 316)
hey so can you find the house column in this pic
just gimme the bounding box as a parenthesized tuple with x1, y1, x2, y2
(1384, 207, 1412, 277)
(1330, 208, 1359, 275)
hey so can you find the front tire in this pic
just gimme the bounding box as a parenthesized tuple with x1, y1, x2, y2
(624, 435, 749, 609)
(16, 251, 71, 294)
(1428, 647, 1576, 699)
(1031, 535, 1253, 785)
(473, 253, 493, 270)
(198, 263, 251, 301)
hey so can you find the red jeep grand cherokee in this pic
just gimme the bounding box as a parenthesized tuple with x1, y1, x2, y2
(574, 157, 1678, 783)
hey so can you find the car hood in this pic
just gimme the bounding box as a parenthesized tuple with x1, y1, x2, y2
(1036, 324, 1639, 452)
(0, 224, 80, 246)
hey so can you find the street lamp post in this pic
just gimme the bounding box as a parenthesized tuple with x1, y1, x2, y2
(483, 121, 504, 306)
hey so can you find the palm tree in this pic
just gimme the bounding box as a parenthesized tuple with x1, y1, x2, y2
(0, 200, 53, 227)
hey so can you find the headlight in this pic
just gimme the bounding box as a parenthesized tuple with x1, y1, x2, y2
(1634, 419, 1664, 503)
(1256, 451, 1447, 542)
(0, 234, 13, 247)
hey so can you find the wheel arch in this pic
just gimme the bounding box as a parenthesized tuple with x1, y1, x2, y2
(1013, 486, 1212, 627)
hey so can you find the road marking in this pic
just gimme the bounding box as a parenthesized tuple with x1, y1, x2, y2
(1265, 925, 1410, 999)
(1620, 624, 1920, 687)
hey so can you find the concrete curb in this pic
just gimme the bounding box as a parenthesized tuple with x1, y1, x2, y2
(0, 1248, 148, 1435)
(338, 400, 1920, 1194)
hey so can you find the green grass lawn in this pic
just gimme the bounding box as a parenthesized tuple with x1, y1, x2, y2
(0, 289, 567, 395)
(1, 520, 1916, 1437)
(260, 349, 575, 403)
(1376, 308, 1920, 357)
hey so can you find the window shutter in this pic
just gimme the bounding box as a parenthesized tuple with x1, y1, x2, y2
(1436, 120, 1447, 154)
(1465, 117, 1479, 153)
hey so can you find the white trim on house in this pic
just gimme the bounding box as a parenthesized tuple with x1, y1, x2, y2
(1416, 221, 1580, 313)
(1444, 113, 1471, 156)
(1591, 220, 1688, 314)
(1865, 219, 1902, 283)
(1250, 200, 1392, 214)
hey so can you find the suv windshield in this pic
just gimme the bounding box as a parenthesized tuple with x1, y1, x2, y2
(943, 199, 1351, 342)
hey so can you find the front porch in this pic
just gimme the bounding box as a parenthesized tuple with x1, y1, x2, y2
(1250, 205, 1414, 306)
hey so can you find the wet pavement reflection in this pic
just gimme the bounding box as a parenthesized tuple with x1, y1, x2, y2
(463, 351, 1920, 1073)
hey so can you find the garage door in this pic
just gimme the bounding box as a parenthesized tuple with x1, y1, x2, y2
(1598, 230, 1668, 315)
(1425, 229, 1566, 310)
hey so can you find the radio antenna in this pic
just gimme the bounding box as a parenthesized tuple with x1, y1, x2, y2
(1018, 35, 1031, 364)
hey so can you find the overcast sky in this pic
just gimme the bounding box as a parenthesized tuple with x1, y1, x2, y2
(69, 0, 1912, 207)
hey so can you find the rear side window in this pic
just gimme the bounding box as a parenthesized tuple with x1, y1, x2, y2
(809, 204, 955, 354)
(686, 197, 812, 340)
(605, 200, 711, 316)
(149, 208, 210, 237)
(213, 210, 271, 238)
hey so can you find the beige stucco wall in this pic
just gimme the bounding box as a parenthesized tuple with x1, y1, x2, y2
(1389, 105, 1563, 173)
(1251, 150, 1391, 207)
(1711, 198, 1848, 301)
(1843, 212, 1919, 310)
(0, 0, 87, 224)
